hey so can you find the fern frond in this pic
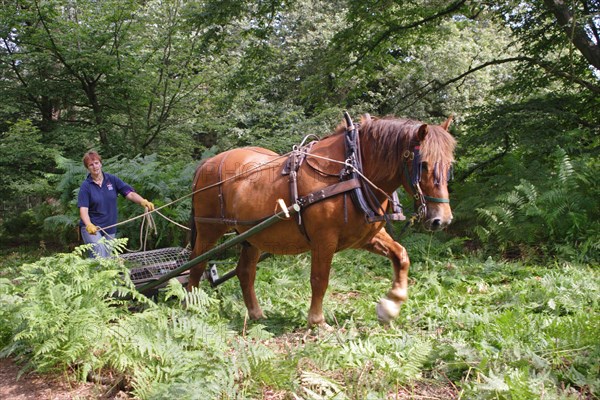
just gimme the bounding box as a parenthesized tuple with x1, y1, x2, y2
(515, 180, 538, 204)
(300, 371, 348, 400)
(555, 149, 574, 185)
(477, 370, 510, 392)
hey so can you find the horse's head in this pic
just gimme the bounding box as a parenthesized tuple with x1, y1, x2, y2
(355, 114, 456, 231)
(403, 116, 456, 231)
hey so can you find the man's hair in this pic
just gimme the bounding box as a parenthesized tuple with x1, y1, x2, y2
(83, 151, 102, 168)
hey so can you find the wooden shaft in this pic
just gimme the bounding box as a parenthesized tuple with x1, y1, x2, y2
(136, 203, 300, 293)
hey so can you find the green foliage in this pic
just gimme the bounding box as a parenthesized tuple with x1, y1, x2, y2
(0, 122, 65, 246)
(0, 247, 288, 399)
(0, 120, 58, 246)
(106, 154, 196, 248)
(404, 258, 599, 399)
(1, 202, 67, 246)
(0, 6, 598, 397)
(1, 243, 598, 398)
(450, 90, 599, 262)
(0, 0, 218, 157)
(103, 287, 239, 399)
(47, 153, 197, 250)
(488, 0, 600, 93)
(0, 242, 151, 376)
(1, 0, 598, 264)
(471, 148, 599, 261)
(396, 231, 468, 264)
(0, 120, 57, 199)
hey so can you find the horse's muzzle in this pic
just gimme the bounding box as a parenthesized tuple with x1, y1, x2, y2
(426, 216, 452, 231)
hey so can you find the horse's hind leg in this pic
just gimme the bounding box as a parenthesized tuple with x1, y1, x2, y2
(187, 224, 228, 289)
(362, 228, 409, 324)
(236, 242, 264, 320)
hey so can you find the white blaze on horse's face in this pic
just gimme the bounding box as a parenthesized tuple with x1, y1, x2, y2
(427, 204, 453, 231)
(419, 161, 453, 231)
(414, 118, 454, 231)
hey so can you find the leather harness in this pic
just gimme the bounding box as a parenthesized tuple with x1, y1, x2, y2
(195, 112, 409, 240)
(281, 112, 405, 242)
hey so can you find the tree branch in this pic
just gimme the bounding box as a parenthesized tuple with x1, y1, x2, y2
(34, 0, 108, 145)
(543, 0, 600, 70)
(458, 132, 511, 182)
(398, 56, 600, 112)
(582, 1, 600, 46)
(1, 38, 43, 111)
(347, 0, 468, 70)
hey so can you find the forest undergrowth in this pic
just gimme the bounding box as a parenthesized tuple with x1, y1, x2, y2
(0, 235, 598, 399)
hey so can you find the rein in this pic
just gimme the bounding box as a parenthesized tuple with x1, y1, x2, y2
(284, 112, 452, 233)
(403, 143, 451, 223)
(103, 114, 450, 244)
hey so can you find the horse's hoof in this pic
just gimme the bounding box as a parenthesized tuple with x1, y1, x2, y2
(376, 297, 400, 324)
(316, 322, 334, 332)
(249, 311, 266, 320)
(307, 315, 333, 331)
(305, 322, 334, 338)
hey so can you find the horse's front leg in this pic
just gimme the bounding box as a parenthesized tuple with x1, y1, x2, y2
(308, 244, 336, 328)
(362, 228, 410, 324)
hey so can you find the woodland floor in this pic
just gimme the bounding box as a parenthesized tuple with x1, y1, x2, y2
(0, 357, 130, 400)
(1, 355, 458, 399)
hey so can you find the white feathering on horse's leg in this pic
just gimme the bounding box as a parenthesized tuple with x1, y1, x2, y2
(376, 297, 401, 324)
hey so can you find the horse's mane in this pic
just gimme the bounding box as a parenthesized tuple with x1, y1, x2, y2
(334, 115, 456, 182)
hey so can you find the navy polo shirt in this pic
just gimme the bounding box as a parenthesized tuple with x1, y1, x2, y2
(78, 172, 135, 235)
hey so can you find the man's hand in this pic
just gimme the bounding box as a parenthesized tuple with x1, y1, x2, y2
(86, 224, 98, 234)
(140, 199, 155, 211)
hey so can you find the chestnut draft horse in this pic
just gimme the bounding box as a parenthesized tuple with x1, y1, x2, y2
(188, 114, 456, 327)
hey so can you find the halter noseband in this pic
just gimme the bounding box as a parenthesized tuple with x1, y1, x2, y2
(404, 144, 451, 222)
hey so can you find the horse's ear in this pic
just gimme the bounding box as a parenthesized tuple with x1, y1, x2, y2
(417, 124, 428, 142)
(361, 113, 372, 123)
(441, 115, 453, 131)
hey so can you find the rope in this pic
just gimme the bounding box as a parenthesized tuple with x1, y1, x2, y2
(95, 145, 404, 245)
(99, 151, 293, 234)
(96, 208, 157, 253)
(296, 150, 398, 205)
(154, 210, 190, 230)
(139, 210, 157, 252)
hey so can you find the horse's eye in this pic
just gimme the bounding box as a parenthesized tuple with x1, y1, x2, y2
(421, 163, 428, 172)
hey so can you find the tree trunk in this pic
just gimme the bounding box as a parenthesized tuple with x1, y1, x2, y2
(82, 79, 109, 147)
(543, 0, 600, 70)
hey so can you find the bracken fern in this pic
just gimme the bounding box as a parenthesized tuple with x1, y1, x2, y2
(474, 148, 599, 261)
(1, 241, 150, 379)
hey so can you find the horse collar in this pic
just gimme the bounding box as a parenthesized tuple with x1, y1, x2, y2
(341, 112, 404, 224)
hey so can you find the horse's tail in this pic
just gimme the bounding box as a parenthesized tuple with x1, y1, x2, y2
(188, 159, 208, 250)
(189, 204, 197, 250)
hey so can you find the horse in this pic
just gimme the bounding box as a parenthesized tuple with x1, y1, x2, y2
(188, 114, 456, 327)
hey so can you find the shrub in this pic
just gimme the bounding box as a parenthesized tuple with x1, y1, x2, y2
(472, 148, 599, 262)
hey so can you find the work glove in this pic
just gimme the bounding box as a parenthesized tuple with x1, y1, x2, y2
(86, 224, 98, 235)
(140, 199, 155, 211)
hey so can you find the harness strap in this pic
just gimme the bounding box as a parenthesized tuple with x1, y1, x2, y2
(297, 178, 361, 208)
(342, 112, 379, 222)
(194, 216, 267, 226)
(294, 177, 363, 243)
(194, 178, 362, 230)
(403, 156, 451, 204)
(367, 191, 406, 222)
(424, 195, 450, 203)
(217, 154, 230, 220)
